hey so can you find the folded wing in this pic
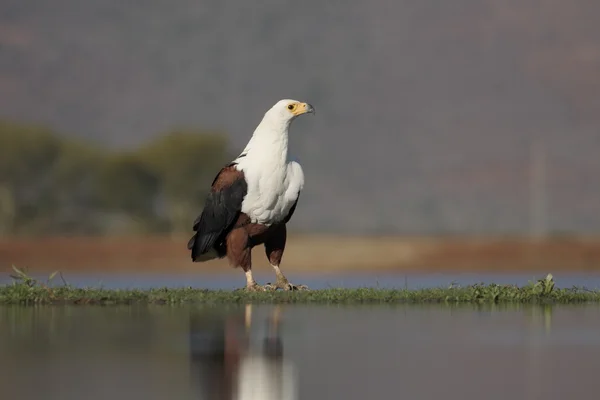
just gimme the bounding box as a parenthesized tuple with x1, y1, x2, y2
(188, 165, 248, 261)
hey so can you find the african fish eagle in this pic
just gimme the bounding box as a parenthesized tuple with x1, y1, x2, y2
(187, 99, 314, 291)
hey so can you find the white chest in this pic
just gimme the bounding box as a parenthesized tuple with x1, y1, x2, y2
(238, 161, 304, 225)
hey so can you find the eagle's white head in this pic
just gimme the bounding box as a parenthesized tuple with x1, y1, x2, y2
(235, 99, 315, 166)
(261, 99, 315, 128)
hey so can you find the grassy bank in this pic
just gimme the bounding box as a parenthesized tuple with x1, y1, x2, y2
(1, 268, 599, 305)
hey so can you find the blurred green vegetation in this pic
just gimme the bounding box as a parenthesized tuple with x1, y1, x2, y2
(0, 120, 231, 236)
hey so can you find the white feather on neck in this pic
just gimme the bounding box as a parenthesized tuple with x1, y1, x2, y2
(235, 109, 292, 166)
(233, 108, 303, 225)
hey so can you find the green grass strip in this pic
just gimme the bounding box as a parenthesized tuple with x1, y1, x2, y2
(1, 267, 599, 305)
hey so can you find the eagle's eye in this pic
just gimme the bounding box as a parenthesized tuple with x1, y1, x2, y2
(287, 104, 295, 110)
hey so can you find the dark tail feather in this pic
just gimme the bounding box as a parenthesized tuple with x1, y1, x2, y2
(188, 232, 224, 262)
(187, 234, 196, 251)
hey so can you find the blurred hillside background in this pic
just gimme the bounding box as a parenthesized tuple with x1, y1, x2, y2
(1, 0, 600, 274)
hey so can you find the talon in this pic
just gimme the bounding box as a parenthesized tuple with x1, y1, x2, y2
(244, 282, 265, 292)
(292, 284, 309, 291)
(263, 283, 277, 291)
(273, 281, 309, 291)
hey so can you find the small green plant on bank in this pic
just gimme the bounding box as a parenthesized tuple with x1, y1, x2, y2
(1, 267, 599, 305)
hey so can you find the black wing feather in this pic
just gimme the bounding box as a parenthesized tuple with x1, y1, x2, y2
(188, 169, 247, 260)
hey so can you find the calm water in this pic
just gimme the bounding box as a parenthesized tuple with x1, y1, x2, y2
(1, 303, 599, 399)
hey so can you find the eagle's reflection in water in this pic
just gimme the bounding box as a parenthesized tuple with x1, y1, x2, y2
(189, 305, 298, 400)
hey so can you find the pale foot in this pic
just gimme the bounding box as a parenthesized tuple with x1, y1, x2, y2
(266, 265, 310, 291)
(234, 270, 265, 292)
(233, 281, 266, 292)
(264, 277, 309, 291)
(244, 281, 266, 292)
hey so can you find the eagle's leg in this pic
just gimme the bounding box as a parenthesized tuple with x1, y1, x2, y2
(264, 225, 309, 291)
(244, 270, 263, 291)
(227, 229, 265, 291)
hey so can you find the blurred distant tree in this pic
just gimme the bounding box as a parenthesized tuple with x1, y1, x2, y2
(49, 140, 107, 234)
(0, 120, 231, 236)
(136, 129, 230, 234)
(96, 152, 162, 233)
(0, 120, 63, 235)
(0, 121, 111, 235)
(0, 184, 15, 236)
